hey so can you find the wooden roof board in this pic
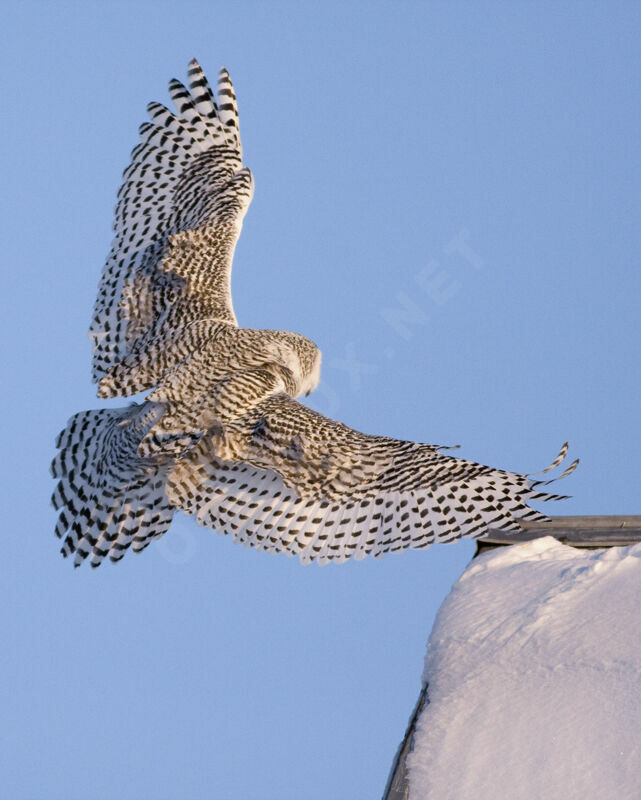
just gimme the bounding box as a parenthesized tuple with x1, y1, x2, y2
(477, 514, 641, 552)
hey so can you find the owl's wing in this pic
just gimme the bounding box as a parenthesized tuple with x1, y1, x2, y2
(168, 394, 578, 565)
(51, 404, 175, 567)
(90, 59, 253, 382)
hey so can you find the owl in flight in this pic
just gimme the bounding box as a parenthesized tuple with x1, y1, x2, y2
(51, 60, 577, 568)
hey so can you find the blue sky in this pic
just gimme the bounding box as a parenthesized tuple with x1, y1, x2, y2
(1, 2, 639, 798)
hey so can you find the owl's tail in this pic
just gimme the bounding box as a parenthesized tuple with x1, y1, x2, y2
(51, 403, 175, 568)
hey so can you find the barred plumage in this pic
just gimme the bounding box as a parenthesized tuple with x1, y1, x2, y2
(52, 59, 578, 567)
(90, 58, 249, 384)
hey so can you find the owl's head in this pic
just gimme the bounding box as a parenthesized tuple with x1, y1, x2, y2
(301, 347, 322, 397)
(295, 337, 322, 397)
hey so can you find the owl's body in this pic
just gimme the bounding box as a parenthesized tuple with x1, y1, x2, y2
(52, 59, 577, 568)
(98, 321, 321, 456)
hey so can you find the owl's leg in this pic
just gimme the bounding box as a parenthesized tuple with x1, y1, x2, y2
(138, 365, 293, 458)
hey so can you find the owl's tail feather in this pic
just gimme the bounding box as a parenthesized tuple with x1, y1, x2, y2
(51, 403, 175, 568)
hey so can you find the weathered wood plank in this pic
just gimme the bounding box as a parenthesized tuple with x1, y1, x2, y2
(477, 515, 641, 552)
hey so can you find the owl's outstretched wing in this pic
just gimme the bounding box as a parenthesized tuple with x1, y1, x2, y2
(90, 59, 253, 383)
(168, 394, 578, 565)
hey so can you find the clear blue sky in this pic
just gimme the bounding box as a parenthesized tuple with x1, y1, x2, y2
(1, 2, 639, 798)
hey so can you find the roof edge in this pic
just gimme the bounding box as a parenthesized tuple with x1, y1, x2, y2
(477, 514, 641, 552)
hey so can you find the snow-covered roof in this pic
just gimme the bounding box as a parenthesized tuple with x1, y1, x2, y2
(393, 536, 641, 799)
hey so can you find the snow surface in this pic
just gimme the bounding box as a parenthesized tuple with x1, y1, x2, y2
(408, 537, 641, 800)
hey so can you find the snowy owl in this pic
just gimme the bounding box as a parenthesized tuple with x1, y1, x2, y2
(51, 59, 578, 568)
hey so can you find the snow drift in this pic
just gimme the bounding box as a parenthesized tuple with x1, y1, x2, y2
(408, 537, 641, 800)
